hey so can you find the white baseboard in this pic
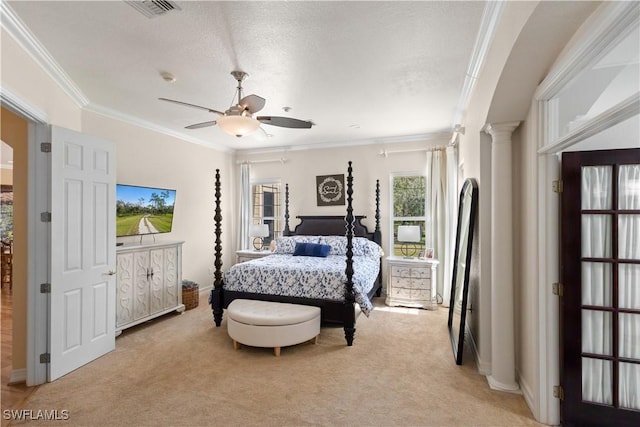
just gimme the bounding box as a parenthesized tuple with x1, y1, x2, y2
(9, 368, 27, 384)
(518, 373, 537, 419)
(467, 328, 491, 375)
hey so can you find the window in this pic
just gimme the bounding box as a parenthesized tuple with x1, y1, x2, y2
(251, 182, 282, 249)
(390, 174, 426, 257)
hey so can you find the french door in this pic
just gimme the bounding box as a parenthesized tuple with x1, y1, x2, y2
(561, 148, 640, 426)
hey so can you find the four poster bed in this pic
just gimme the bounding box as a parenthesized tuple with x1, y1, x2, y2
(209, 161, 382, 345)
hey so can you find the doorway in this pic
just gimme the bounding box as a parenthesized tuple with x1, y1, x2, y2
(1, 108, 35, 405)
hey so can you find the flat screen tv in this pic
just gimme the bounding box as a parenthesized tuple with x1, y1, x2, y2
(116, 184, 176, 237)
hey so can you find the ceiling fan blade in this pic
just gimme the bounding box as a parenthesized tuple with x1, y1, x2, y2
(257, 116, 313, 129)
(185, 120, 217, 130)
(239, 94, 266, 114)
(159, 98, 224, 115)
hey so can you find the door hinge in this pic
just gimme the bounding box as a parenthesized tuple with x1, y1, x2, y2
(552, 282, 563, 297)
(553, 385, 564, 400)
(40, 283, 51, 294)
(39, 353, 50, 364)
(40, 142, 52, 153)
(552, 180, 563, 193)
(40, 212, 51, 222)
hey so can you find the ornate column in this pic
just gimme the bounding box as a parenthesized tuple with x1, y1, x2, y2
(484, 121, 521, 393)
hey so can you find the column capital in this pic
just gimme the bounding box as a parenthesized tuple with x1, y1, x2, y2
(483, 121, 521, 141)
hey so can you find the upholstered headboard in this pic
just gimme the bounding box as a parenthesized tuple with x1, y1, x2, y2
(288, 215, 379, 244)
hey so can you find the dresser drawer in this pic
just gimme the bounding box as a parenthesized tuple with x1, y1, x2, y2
(411, 288, 432, 300)
(390, 287, 413, 299)
(390, 276, 430, 290)
(391, 265, 431, 279)
(388, 287, 434, 307)
(409, 267, 430, 279)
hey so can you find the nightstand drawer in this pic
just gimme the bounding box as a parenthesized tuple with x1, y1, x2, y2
(391, 265, 430, 279)
(390, 276, 429, 289)
(236, 250, 272, 264)
(389, 287, 433, 301)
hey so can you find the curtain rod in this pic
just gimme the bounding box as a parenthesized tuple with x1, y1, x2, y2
(237, 157, 288, 165)
(379, 146, 446, 157)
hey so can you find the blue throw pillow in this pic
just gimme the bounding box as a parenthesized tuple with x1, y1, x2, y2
(293, 242, 331, 257)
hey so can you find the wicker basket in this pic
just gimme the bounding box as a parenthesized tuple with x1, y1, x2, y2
(182, 281, 199, 310)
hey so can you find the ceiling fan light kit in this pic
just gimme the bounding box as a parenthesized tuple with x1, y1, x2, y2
(159, 70, 313, 138)
(217, 115, 260, 137)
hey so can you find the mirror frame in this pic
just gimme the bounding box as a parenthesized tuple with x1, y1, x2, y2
(448, 178, 478, 365)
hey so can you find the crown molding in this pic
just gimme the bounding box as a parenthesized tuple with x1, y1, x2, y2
(234, 131, 451, 156)
(83, 103, 233, 153)
(452, 0, 505, 126)
(1, 2, 89, 108)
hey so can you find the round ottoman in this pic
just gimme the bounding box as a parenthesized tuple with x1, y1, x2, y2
(227, 299, 321, 356)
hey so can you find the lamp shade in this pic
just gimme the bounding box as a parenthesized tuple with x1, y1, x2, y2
(217, 115, 260, 137)
(397, 225, 421, 242)
(249, 224, 270, 238)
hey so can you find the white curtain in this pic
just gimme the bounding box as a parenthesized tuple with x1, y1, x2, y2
(581, 164, 640, 410)
(443, 146, 458, 306)
(238, 163, 251, 250)
(618, 164, 640, 410)
(426, 148, 456, 304)
(581, 165, 614, 405)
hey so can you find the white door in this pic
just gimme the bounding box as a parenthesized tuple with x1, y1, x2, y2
(49, 126, 116, 381)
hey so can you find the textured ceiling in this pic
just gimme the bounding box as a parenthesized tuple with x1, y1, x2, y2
(5, 1, 486, 152)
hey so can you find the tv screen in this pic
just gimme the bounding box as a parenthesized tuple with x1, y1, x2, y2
(116, 184, 176, 237)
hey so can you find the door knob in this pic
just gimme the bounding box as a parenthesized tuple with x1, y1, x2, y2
(106, 270, 116, 276)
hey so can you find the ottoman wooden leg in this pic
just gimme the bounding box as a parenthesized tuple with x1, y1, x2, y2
(274, 347, 281, 357)
(233, 340, 240, 350)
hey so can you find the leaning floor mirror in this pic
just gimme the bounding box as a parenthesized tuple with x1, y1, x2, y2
(448, 178, 478, 365)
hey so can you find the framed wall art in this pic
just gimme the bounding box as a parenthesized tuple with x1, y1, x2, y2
(316, 174, 345, 206)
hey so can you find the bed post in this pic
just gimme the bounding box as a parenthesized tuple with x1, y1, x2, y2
(283, 183, 292, 236)
(210, 169, 224, 327)
(344, 161, 356, 346)
(374, 179, 382, 245)
(373, 179, 383, 297)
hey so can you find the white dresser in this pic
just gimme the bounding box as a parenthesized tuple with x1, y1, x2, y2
(116, 241, 185, 334)
(385, 256, 439, 310)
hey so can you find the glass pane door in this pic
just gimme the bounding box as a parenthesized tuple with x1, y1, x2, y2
(561, 149, 640, 426)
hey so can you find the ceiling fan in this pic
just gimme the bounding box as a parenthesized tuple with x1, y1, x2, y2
(159, 71, 314, 138)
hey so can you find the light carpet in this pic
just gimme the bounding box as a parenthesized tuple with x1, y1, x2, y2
(8, 294, 541, 426)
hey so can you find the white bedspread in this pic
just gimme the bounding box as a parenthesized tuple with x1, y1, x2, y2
(223, 254, 380, 316)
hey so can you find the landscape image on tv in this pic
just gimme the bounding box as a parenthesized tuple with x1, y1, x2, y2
(116, 184, 176, 237)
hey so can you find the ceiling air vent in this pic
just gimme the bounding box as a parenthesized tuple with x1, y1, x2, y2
(125, 1, 181, 18)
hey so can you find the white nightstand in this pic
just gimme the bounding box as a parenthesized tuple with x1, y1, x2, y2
(236, 249, 272, 264)
(385, 256, 439, 310)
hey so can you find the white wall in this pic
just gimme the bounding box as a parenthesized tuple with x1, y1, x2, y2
(1, 29, 81, 130)
(82, 111, 235, 288)
(456, 1, 540, 374)
(236, 138, 448, 281)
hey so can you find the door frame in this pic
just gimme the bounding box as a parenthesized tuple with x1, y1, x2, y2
(27, 121, 49, 385)
(534, 2, 640, 424)
(1, 88, 50, 385)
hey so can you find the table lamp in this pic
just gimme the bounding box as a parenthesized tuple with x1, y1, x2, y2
(397, 225, 421, 258)
(250, 224, 270, 250)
